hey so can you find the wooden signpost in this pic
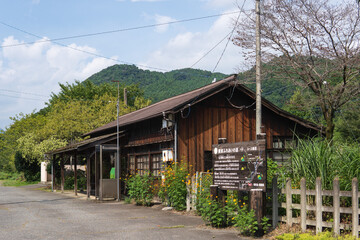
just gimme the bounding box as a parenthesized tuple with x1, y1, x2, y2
(212, 139, 267, 229)
(212, 139, 266, 192)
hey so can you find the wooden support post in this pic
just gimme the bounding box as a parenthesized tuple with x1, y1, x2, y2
(61, 156, 65, 193)
(51, 155, 54, 192)
(286, 178, 292, 227)
(300, 178, 306, 232)
(95, 147, 98, 198)
(272, 177, 279, 229)
(316, 177, 322, 234)
(333, 177, 340, 236)
(250, 189, 264, 230)
(87, 154, 91, 199)
(210, 185, 218, 201)
(74, 153, 77, 196)
(352, 178, 359, 238)
(99, 145, 103, 201)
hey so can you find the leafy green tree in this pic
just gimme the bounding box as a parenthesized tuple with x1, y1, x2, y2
(233, 0, 360, 140)
(335, 101, 360, 142)
(14, 151, 40, 182)
(0, 80, 151, 175)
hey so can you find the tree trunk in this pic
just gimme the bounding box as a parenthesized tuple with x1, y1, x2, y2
(325, 109, 335, 141)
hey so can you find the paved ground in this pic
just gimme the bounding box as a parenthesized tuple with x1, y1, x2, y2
(0, 183, 247, 240)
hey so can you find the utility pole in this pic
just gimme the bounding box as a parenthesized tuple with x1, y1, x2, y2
(255, 0, 262, 137)
(251, 0, 265, 233)
(112, 80, 121, 201)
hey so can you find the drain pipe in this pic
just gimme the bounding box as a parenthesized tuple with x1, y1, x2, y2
(174, 121, 178, 163)
(162, 112, 177, 163)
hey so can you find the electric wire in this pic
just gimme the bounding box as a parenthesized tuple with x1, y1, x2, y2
(0, 88, 49, 98)
(0, 11, 241, 48)
(212, 0, 245, 73)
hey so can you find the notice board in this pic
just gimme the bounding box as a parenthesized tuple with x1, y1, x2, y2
(212, 139, 266, 191)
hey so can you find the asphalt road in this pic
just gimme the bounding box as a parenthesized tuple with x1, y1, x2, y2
(0, 184, 245, 240)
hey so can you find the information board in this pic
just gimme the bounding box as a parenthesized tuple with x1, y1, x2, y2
(212, 139, 266, 191)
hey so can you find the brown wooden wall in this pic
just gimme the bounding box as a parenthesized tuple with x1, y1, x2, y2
(177, 90, 316, 172)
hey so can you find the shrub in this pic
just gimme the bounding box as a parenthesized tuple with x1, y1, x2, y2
(127, 172, 154, 206)
(234, 206, 258, 236)
(200, 199, 227, 228)
(64, 170, 87, 190)
(159, 161, 189, 210)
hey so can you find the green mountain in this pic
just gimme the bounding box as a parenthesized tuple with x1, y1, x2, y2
(85, 65, 227, 103)
(85, 64, 296, 108)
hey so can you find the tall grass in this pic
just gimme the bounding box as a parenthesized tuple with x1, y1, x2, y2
(290, 137, 338, 189)
(289, 137, 360, 190)
(337, 143, 360, 191)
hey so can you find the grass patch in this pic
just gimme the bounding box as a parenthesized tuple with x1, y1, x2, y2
(1, 179, 38, 187)
(158, 225, 185, 229)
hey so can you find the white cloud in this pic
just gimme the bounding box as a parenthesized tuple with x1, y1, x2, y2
(154, 14, 176, 33)
(131, 0, 163, 2)
(202, 0, 254, 11)
(202, 0, 238, 9)
(0, 36, 117, 129)
(138, 10, 249, 74)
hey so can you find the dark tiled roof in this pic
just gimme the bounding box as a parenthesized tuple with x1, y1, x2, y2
(85, 75, 237, 136)
(48, 132, 120, 154)
(85, 74, 322, 137)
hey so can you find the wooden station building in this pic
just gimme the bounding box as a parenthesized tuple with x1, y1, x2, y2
(48, 75, 321, 199)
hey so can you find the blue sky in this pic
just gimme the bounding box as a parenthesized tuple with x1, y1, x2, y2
(0, 0, 254, 130)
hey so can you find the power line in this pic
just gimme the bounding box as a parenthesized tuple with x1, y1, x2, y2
(0, 93, 46, 101)
(0, 11, 241, 48)
(0, 21, 168, 72)
(189, 31, 232, 69)
(0, 88, 49, 98)
(212, 0, 246, 72)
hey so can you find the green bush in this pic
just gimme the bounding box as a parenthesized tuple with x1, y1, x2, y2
(159, 161, 189, 211)
(127, 172, 154, 206)
(14, 151, 40, 182)
(234, 207, 258, 236)
(64, 170, 86, 190)
(200, 199, 227, 228)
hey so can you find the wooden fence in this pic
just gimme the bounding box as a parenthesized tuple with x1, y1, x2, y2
(272, 177, 359, 237)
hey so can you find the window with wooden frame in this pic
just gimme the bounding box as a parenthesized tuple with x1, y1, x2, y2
(271, 136, 295, 163)
(136, 155, 149, 175)
(128, 152, 163, 176)
(129, 155, 136, 175)
(151, 154, 162, 177)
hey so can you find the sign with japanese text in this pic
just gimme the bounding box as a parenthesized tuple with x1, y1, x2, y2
(212, 139, 266, 191)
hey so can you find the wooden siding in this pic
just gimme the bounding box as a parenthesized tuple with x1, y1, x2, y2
(178, 91, 315, 173)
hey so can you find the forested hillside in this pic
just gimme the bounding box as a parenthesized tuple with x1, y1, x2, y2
(85, 65, 227, 103)
(85, 64, 295, 109)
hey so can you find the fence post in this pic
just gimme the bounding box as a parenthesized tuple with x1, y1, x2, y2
(352, 178, 358, 238)
(186, 175, 191, 212)
(316, 177, 322, 234)
(193, 172, 198, 210)
(300, 178, 306, 232)
(333, 177, 340, 236)
(272, 176, 279, 228)
(272, 177, 278, 229)
(191, 174, 196, 210)
(286, 178, 292, 227)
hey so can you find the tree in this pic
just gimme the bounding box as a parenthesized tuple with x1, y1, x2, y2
(233, 0, 360, 140)
(335, 101, 360, 142)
